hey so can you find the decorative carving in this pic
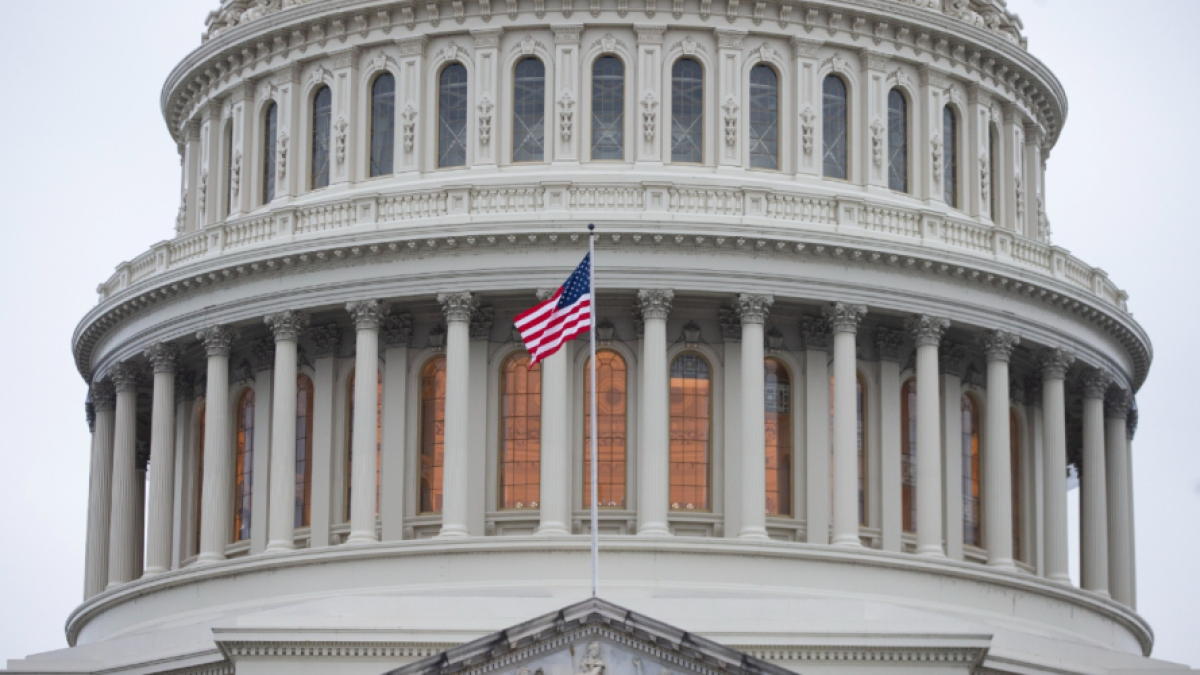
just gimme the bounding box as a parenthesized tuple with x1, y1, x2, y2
(309, 324, 342, 357)
(520, 35, 537, 55)
(875, 327, 904, 362)
(109, 361, 141, 393)
(641, 92, 658, 142)
(931, 135, 944, 184)
(197, 325, 238, 358)
(799, 316, 829, 351)
(800, 107, 816, 155)
(963, 362, 984, 388)
(441, 43, 466, 63)
(477, 96, 494, 146)
(438, 292, 477, 322)
(736, 294, 774, 325)
(870, 118, 885, 167)
(347, 300, 385, 330)
(1079, 367, 1113, 399)
(265, 309, 310, 342)
(823, 53, 848, 74)
(277, 132, 290, 182)
(402, 105, 418, 154)
(559, 91, 576, 141)
(598, 33, 619, 53)
(1036, 347, 1075, 381)
(636, 289, 674, 321)
(766, 327, 785, 351)
(823, 302, 867, 334)
(144, 342, 181, 374)
(577, 641, 606, 675)
(749, 41, 775, 63)
(905, 315, 950, 347)
(174, 190, 188, 234)
(980, 154, 991, 209)
(722, 96, 739, 146)
(938, 342, 966, 377)
(981, 329, 1020, 362)
(230, 151, 242, 203)
(251, 337, 276, 371)
(678, 35, 698, 55)
(1015, 174, 1026, 222)
(718, 308, 741, 342)
(335, 118, 348, 166)
(197, 172, 208, 223)
(382, 312, 415, 347)
(91, 380, 117, 412)
(470, 307, 494, 340)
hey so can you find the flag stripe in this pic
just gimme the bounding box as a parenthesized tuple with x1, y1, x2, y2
(514, 254, 592, 367)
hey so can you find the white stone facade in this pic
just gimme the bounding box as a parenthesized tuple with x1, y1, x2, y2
(5, 1, 1192, 674)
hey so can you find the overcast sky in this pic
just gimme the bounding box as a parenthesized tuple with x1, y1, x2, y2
(0, 0, 1196, 669)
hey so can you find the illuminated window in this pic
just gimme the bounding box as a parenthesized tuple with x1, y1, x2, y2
(584, 350, 628, 509)
(501, 354, 541, 509)
(295, 375, 314, 528)
(591, 57, 625, 160)
(310, 86, 332, 190)
(823, 75, 848, 179)
(344, 370, 383, 520)
(901, 379, 917, 533)
(420, 356, 447, 513)
(512, 58, 546, 163)
(670, 58, 703, 163)
(670, 353, 711, 510)
(944, 105, 959, 207)
(749, 64, 779, 170)
(887, 88, 908, 192)
(261, 102, 278, 204)
(234, 390, 255, 542)
(370, 73, 396, 177)
(1011, 409, 1022, 561)
(438, 64, 469, 168)
(765, 359, 791, 516)
(962, 394, 981, 547)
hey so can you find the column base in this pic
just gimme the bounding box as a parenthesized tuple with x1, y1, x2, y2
(193, 552, 226, 565)
(832, 534, 864, 548)
(1085, 588, 1112, 599)
(1048, 573, 1073, 584)
(536, 523, 571, 536)
(738, 527, 770, 540)
(986, 558, 1018, 571)
(345, 531, 379, 545)
(264, 540, 296, 553)
(916, 545, 947, 558)
(436, 525, 471, 539)
(637, 523, 671, 537)
(141, 567, 168, 578)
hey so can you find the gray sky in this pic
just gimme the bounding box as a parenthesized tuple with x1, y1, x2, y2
(1, 0, 1196, 668)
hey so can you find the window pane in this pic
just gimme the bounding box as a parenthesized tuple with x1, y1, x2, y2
(370, 74, 396, 177)
(420, 357, 447, 513)
(765, 360, 791, 516)
(438, 64, 469, 168)
(262, 103, 277, 204)
(295, 375, 314, 528)
(591, 57, 625, 160)
(670, 354, 711, 510)
(311, 87, 332, 190)
(512, 58, 546, 163)
(502, 355, 541, 509)
(748, 65, 779, 170)
(962, 395, 981, 546)
(584, 351, 627, 509)
(901, 379, 917, 533)
(823, 76, 848, 179)
(234, 390, 255, 542)
(944, 106, 959, 207)
(887, 89, 908, 192)
(671, 59, 703, 163)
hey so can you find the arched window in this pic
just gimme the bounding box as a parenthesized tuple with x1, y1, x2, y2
(828, 373, 868, 524)
(591, 56, 625, 160)
(501, 354, 542, 509)
(344, 370, 383, 520)
(822, 75, 848, 179)
(887, 88, 908, 193)
(1010, 409, 1022, 561)
(671, 58, 703, 163)
(262, 102, 278, 205)
(670, 353, 711, 511)
(584, 350, 628, 508)
(962, 394, 981, 547)
(310, 86, 332, 190)
(989, 125, 999, 221)
(901, 379, 917, 533)
(234, 390, 255, 542)
(438, 64, 469, 168)
(295, 375, 314, 528)
(944, 105, 959, 208)
(512, 58, 546, 163)
(223, 122, 234, 217)
(765, 359, 791, 516)
(194, 402, 206, 555)
(370, 73, 396, 177)
(749, 64, 779, 170)
(420, 356, 447, 513)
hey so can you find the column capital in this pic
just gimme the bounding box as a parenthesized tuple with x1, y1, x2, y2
(144, 343, 181, 374)
(536, 288, 558, 302)
(251, 337, 276, 372)
(905, 314, 950, 347)
(382, 312, 414, 348)
(938, 341, 967, 377)
(800, 316, 830, 351)
(1037, 347, 1075, 381)
(197, 325, 238, 357)
(981, 329, 1021, 363)
(347, 300, 385, 331)
(823, 302, 867, 334)
(438, 292, 478, 323)
(637, 289, 674, 321)
(1079, 367, 1114, 399)
(1105, 387, 1132, 420)
(265, 310, 310, 342)
(736, 294, 774, 326)
(109, 361, 141, 393)
(91, 380, 117, 412)
(634, 23, 667, 44)
(398, 35, 429, 56)
(875, 327, 904, 362)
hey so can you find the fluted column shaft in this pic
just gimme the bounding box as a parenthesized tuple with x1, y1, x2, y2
(1039, 348, 1074, 583)
(1080, 369, 1111, 596)
(738, 294, 773, 540)
(1105, 390, 1133, 606)
(538, 347, 571, 535)
(265, 311, 309, 552)
(197, 325, 236, 564)
(829, 303, 867, 547)
(347, 301, 383, 544)
(907, 315, 949, 557)
(983, 331, 1019, 569)
(107, 364, 140, 588)
(144, 345, 180, 576)
(438, 293, 476, 538)
(84, 384, 116, 598)
(638, 290, 673, 536)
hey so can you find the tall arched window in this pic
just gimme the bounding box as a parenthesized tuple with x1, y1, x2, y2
(501, 354, 542, 509)
(370, 73, 396, 177)
(944, 105, 959, 208)
(823, 75, 848, 179)
(512, 58, 546, 163)
(887, 88, 908, 193)
(765, 359, 791, 516)
(670, 353, 711, 511)
(234, 390, 255, 542)
(310, 86, 332, 190)
(438, 64, 469, 168)
(344, 370, 383, 520)
(671, 58, 703, 163)
(1010, 409, 1022, 561)
(420, 356, 447, 513)
(194, 402, 206, 555)
(829, 373, 868, 524)
(223, 122, 234, 217)
(262, 102, 278, 205)
(749, 64, 779, 170)
(962, 394, 982, 547)
(901, 379, 917, 533)
(989, 125, 999, 221)
(295, 375, 314, 528)
(584, 350, 628, 508)
(591, 56, 625, 160)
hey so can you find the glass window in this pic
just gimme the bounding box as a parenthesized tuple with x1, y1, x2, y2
(944, 105, 959, 207)
(311, 86, 332, 190)
(295, 375, 314, 528)
(901, 379, 917, 533)
(962, 394, 981, 547)
(501, 354, 542, 509)
(262, 102, 278, 205)
(420, 356, 447, 514)
(344, 370, 383, 520)
(234, 390, 255, 542)
(823, 75, 848, 179)
(765, 359, 791, 516)
(749, 65, 779, 170)
(670, 353, 711, 510)
(887, 88, 908, 193)
(584, 350, 628, 509)
(1011, 409, 1022, 561)
(591, 57, 625, 160)
(438, 64, 469, 168)
(671, 59, 703, 163)
(989, 126, 999, 221)
(512, 58, 546, 163)
(370, 73, 396, 177)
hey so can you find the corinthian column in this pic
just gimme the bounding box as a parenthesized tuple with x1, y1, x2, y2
(346, 301, 384, 545)
(537, 290, 572, 536)
(827, 302, 868, 547)
(982, 330, 1020, 569)
(437, 292, 476, 538)
(143, 344, 180, 576)
(196, 325, 237, 564)
(905, 315, 950, 557)
(1038, 347, 1074, 583)
(84, 382, 116, 598)
(1080, 367, 1112, 596)
(638, 289, 674, 536)
(107, 362, 141, 588)
(265, 311, 310, 552)
(737, 294, 774, 539)
(1105, 388, 1134, 606)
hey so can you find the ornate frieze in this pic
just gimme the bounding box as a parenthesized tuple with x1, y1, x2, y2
(823, 302, 866, 334)
(470, 307, 494, 340)
(718, 308, 741, 343)
(799, 316, 829, 351)
(938, 341, 966, 377)
(905, 314, 950, 347)
(265, 309, 310, 342)
(197, 325, 238, 358)
(251, 337, 276, 371)
(439, 292, 478, 323)
(144, 342, 181, 374)
(981, 329, 1020, 362)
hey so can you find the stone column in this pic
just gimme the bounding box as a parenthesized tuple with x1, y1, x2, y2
(250, 340, 274, 555)
(198, 102, 222, 227)
(171, 372, 195, 569)
(196, 325, 237, 564)
(801, 316, 830, 545)
(982, 330, 1020, 569)
(181, 122, 202, 233)
(1105, 388, 1133, 606)
(308, 325, 342, 548)
(346, 301, 384, 544)
(826, 303, 867, 546)
(1080, 367, 1112, 596)
(939, 342, 965, 561)
(1126, 406, 1139, 609)
(329, 47, 361, 186)
(106, 362, 141, 588)
(437, 293, 476, 538)
(966, 86, 989, 220)
(876, 329, 904, 553)
(715, 29, 746, 168)
(134, 445, 148, 578)
(537, 290, 572, 536)
(228, 83, 253, 218)
(381, 313, 413, 541)
(143, 344, 180, 576)
(264, 311, 309, 552)
(637, 289, 674, 536)
(1001, 104, 1022, 231)
(84, 382, 116, 598)
(1023, 124, 1043, 239)
(737, 294, 774, 539)
(1038, 347, 1074, 583)
(906, 315, 950, 557)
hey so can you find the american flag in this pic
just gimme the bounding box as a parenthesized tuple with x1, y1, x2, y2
(514, 253, 592, 367)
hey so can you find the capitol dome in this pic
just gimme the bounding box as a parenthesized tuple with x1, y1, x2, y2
(5, 0, 1186, 673)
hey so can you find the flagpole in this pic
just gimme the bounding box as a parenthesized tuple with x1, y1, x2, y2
(587, 223, 599, 598)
